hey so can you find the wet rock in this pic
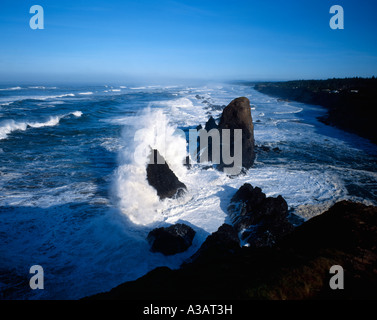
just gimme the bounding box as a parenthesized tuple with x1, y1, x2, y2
(228, 183, 294, 247)
(183, 155, 191, 170)
(204, 116, 218, 131)
(146, 149, 187, 200)
(259, 145, 271, 152)
(87, 201, 377, 300)
(218, 97, 256, 171)
(188, 224, 240, 264)
(147, 223, 196, 255)
(256, 145, 282, 153)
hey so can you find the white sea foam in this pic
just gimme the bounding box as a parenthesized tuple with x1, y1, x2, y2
(0, 86, 22, 91)
(150, 97, 209, 127)
(2, 84, 376, 301)
(114, 108, 188, 225)
(112, 87, 362, 234)
(0, 182, 98, 208)
(27, 86, 57, 89)
(0, 111, 82, 140)
(273, 106, 303, 114)
(72, 111, 83, 117)
(79, 92, 93, 95)
(59, 93, 75, 98)
(0, 93, 75, 106)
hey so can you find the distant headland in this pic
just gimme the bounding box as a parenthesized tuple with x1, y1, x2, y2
(247, 77, 377, 144)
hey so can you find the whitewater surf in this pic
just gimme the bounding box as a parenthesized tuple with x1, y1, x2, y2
(0, 83, 376, 299)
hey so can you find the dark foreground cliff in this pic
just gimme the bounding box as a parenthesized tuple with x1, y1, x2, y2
(253, 78, 377, 144)
(86, 201, 377, 300)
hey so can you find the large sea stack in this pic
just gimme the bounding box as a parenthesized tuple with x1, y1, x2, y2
(218, 97, 256, 171)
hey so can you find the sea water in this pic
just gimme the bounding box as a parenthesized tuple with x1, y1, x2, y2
(0, 83, 376, 299)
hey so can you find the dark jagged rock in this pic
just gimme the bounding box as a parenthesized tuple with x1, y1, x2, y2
(218, 97, 256, 171)
(196, 97, 256, 173)
(146, 149, 187, 200)
(193, 97, 255, 173)
(259, 145, 271, 152)
(187, 224, 240, 264)
(204, 116, 218, 131)
(228, 183, 294, 247)
(147, 223, 196, 256)
(86, 201, 377, 300)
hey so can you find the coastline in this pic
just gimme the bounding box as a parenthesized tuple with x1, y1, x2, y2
(252, 78, 377, 144)
(2, 84, 376, 300)
(83, 88, 377, 300)
(86, 200, 377, 300)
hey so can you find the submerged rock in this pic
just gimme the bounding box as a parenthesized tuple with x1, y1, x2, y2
(228, 183, 294, 247)
(147, 223, 196, 255)
(255, 145, 282, 153)
(146, 149, 187, 200)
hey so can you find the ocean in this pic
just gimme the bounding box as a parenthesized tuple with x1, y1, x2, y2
(0, 83, 376, 299)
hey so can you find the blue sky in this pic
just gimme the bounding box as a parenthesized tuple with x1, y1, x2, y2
(0, 0, 377, 83)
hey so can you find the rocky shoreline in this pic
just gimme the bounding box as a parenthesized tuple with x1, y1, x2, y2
(85, 93, 377, 300)
(87, 200, 377, 300)
(252, 78, 377, 144)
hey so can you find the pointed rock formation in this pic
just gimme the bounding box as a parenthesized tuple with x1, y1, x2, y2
(146, 149, 187, 200)
(204, 116, 218, 131)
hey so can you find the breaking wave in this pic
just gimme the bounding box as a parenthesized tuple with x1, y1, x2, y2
(0, 111, 82, 140)
(114, 108, 187, 225)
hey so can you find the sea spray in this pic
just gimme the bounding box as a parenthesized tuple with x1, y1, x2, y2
(1, 84, 376, 300)
(114, 108, 188, 225)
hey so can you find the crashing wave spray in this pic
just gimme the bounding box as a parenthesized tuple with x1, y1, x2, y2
(114, 108, 188, 225)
